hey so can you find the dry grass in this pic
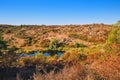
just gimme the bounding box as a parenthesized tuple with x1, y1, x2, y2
(33, 64, 88, 80)
(33, 55, 120, 80)
(91, 55, 120, 80)
(33, 64, 103, 80)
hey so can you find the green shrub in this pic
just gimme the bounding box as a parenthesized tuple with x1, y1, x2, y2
(49, 39, 59, 50)
(61, 50, 87, 62)
(116, 29, 120, 44)
(106, 27, 120, 53)
(0, 39, 7, 50)
(75, 43, 80, 48)
(25, 37, 32, 46)
(106, 28, 116, 45)
(74, 43, 87, 48)
(106, 27, 120, 44)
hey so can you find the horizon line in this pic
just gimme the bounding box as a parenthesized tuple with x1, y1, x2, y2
(0, 23, 112, 26)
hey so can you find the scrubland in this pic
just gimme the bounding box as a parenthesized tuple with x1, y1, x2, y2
(0, 23, 120, 80)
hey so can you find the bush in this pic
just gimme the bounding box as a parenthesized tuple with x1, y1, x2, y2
(106, 27, 120, 53)
(49, 39, 59, 50)
(116, 28, 120, 44)
(106, 28, 116, 45)
(74, 43, 80, 48)
(74, 43, 87, 48)
(0, 40, 7, 50)
(25, 37, 32, 46)
(61, 51, 87, 62)
(107, 27, 120, 44)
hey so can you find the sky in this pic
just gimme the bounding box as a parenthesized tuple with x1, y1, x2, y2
(0, 0, 120, 25)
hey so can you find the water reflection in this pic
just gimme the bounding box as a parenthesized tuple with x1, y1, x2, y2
(19, 51, 63, 58)
(43, 52, 50, 56)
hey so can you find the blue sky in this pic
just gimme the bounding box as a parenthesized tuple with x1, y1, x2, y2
(0, 0, 120, 25)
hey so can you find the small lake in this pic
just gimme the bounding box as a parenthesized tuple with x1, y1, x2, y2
(18, 51, 64, 58)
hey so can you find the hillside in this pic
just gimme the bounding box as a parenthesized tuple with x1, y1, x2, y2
(0, 24, 120, 80)
(0, 24, 111, 50)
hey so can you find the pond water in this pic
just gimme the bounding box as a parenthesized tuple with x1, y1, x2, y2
(18, 51, 63, 58)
